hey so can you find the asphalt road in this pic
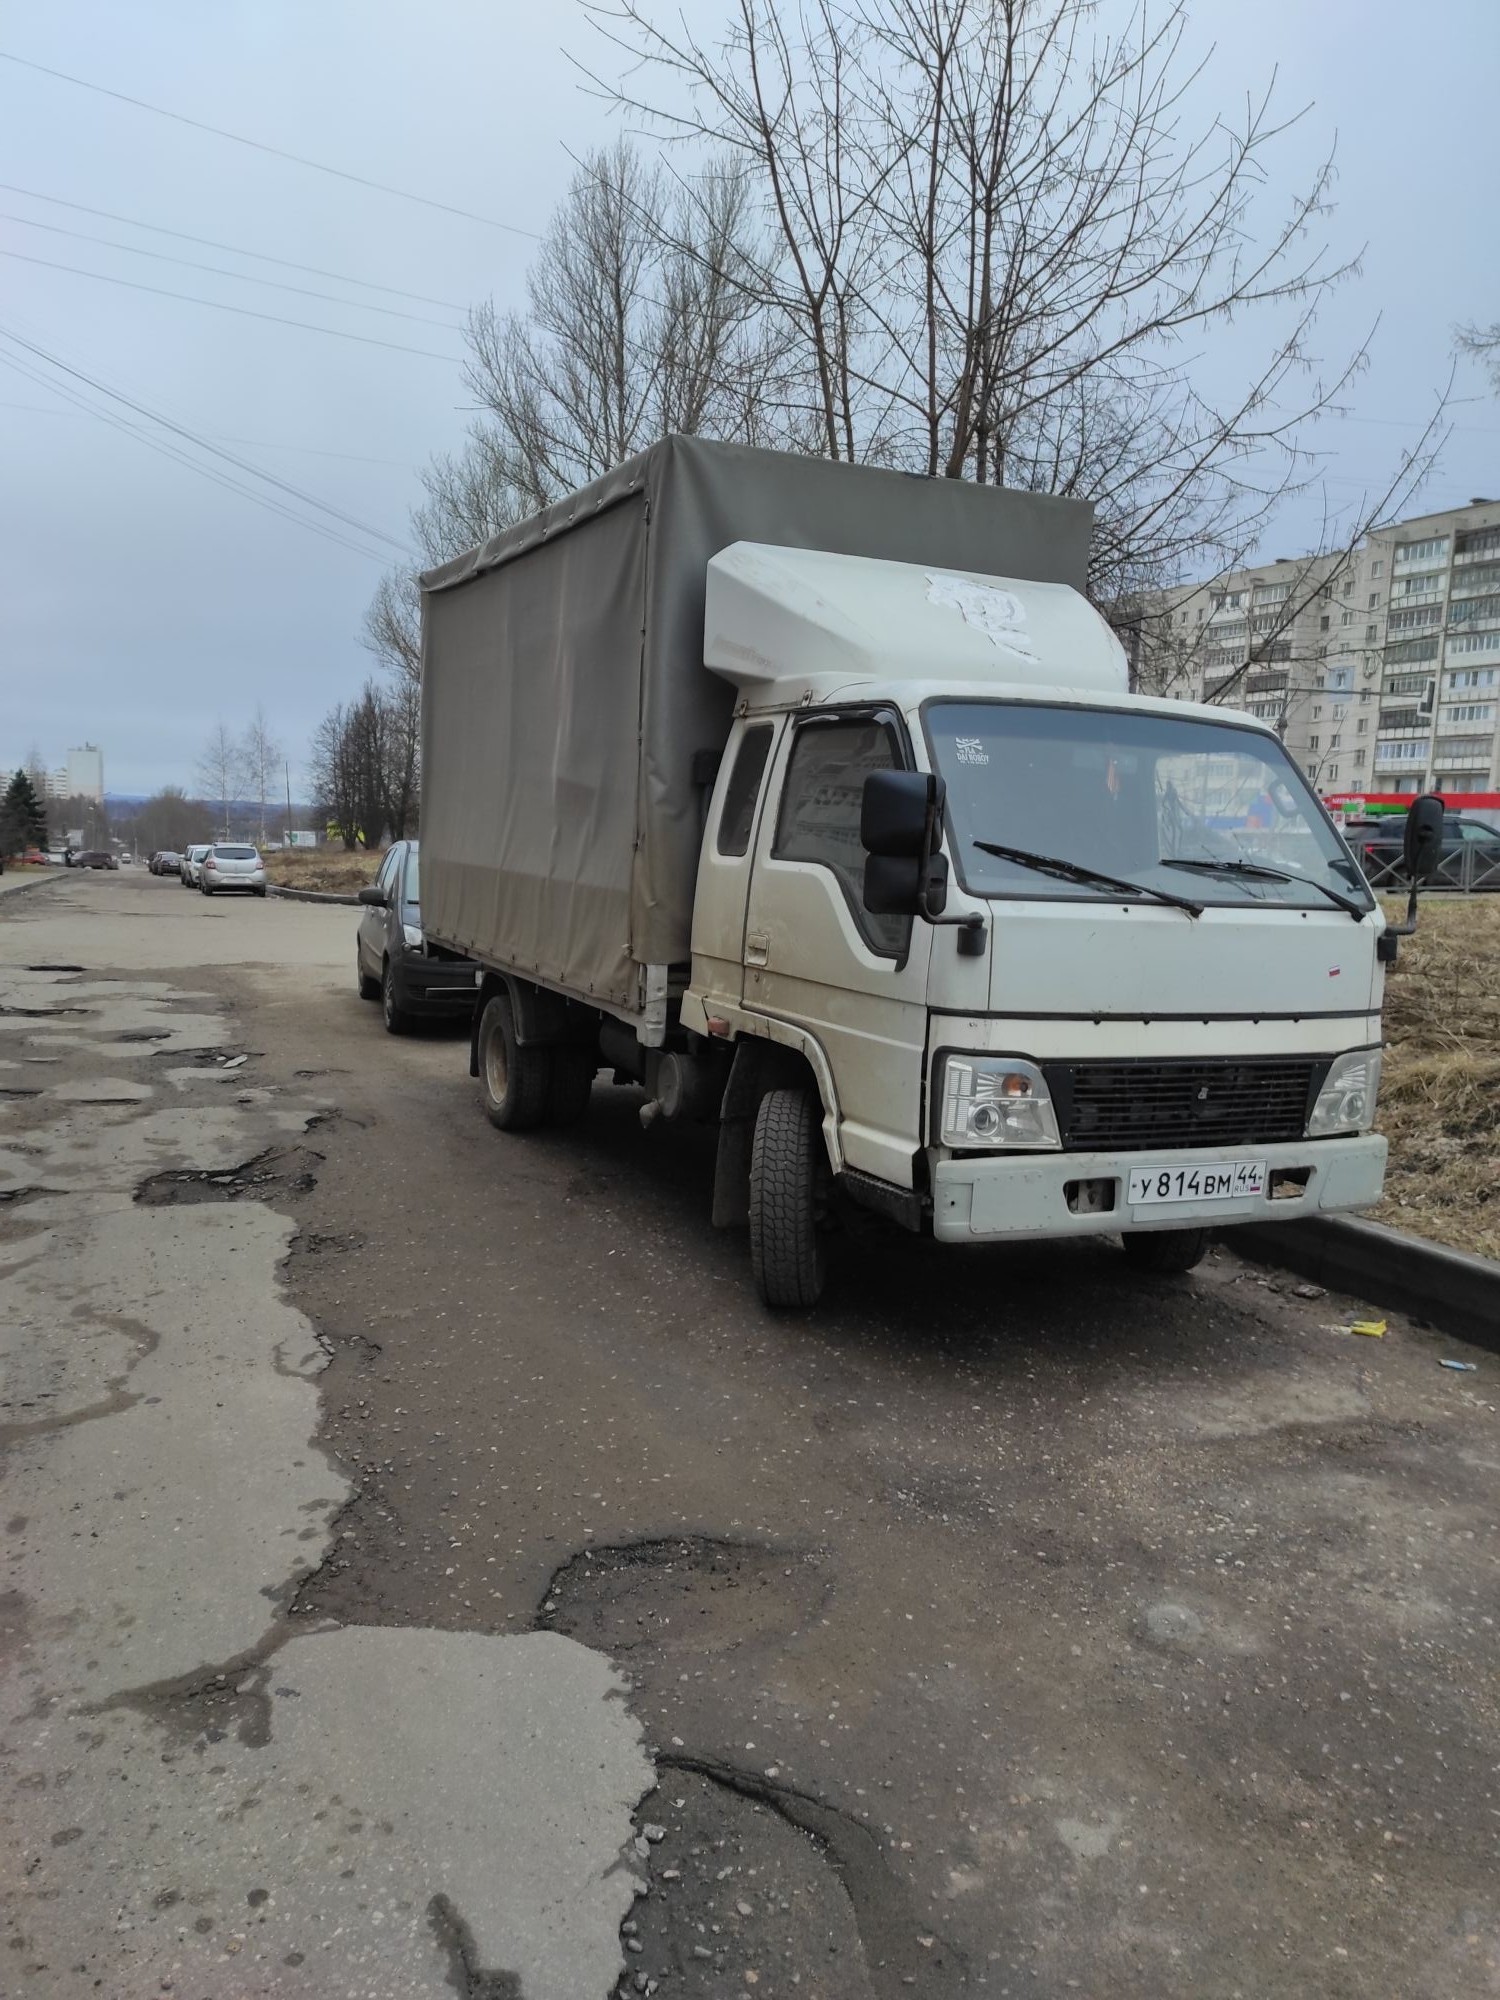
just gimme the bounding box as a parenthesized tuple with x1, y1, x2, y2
(2, 869, 1496, 1999)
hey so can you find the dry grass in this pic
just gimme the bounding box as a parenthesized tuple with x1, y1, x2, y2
(264, 846, 383, 895)
(1373, 895, 1500, 1259)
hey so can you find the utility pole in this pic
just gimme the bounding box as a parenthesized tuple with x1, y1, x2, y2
(285, 761, 293, 846)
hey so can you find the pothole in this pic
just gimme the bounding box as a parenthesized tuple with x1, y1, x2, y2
(23, 964, 85, 973)
(613, 1768, 873, 1998)
(536, 1536, 830, 1657)
(134, 1146, 323, 1207)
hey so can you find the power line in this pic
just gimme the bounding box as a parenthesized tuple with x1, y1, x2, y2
(0, 49, 542, 240)
(0, 398, 417, 468)
(0, 321, 415, 555)
(0, 210, 466, 329)
(0, 180, 469, 309)
(0, 248, 462, 361)
(0, 347, 391, 564)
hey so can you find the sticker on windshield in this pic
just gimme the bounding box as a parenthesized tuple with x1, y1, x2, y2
(953, 736, 990, 765)
(926, 572, 1039, 664)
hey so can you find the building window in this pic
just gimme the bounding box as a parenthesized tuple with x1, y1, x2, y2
(1395, 536, 1451, 565)
(1340, 610, 1353, 626)
(1366, 624, 1379, 640)
(1357, 717, 1368, 734)
(1368, 592, 1379, 609)
(1319, 615, 1330, 631)
(1308, 735, 1320, 750)
(1343, 578, 1354, 597)
(1371, 559, 1384, 578)
(1353, 750, 1366, 768)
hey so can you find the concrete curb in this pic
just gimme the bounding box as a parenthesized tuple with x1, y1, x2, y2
(0, 870, 65, 900)
(268, 885, 362, 907)
(1227, 1214, 1500, 1350)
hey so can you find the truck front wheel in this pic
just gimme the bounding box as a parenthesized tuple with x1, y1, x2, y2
(1121, 1227, 1208, 1274)
(749, 1087, 828, 1309)
(477, 992, 552, 1132)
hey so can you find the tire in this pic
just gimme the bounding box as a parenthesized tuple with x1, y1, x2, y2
(748, 1087, 827, 1308)
(476, 992, 552, 1131)
(357, 950, 381, 1001)
(546, 1050, 596, 1127)
(253, 887, 267, 899)
(201, 883, 213, 897)
(1121, 1227, 1209, 1274)
(381, 958, 415, 1036)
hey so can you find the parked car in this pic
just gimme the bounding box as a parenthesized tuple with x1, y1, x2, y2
(1345, 812, 1500, 891)
(200, 843, 267, 897)
(151, 849, 182, 876)
(180, 844, 212, 888)
(74, 850, 118, 870)
(355, 839, 476, 1034)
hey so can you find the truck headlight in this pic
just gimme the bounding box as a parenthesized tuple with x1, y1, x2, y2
(939, 1056, 1061, 1150)
(1306, 1048, 1381, 1137)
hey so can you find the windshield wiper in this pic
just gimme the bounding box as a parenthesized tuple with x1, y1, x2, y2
(973, 841, 1202, 917)
(1161, 855, 1367, 921)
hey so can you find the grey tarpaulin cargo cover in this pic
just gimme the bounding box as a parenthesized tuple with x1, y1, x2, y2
(420, 435, 1092, 1015)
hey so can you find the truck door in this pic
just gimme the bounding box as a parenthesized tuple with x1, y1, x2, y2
(742, 709, 933, 1188)
(692, 718, 781, 1012)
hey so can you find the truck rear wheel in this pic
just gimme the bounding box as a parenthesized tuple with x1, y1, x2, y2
(1121, 1227, 1209, 1274)
(749, 1087, 827, 1309)
(477, 992, 552, 1131)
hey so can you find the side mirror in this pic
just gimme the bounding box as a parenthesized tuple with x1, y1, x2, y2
(861, 770, 938, 857)
(859, 770, 982, 948)
(1402, 794, 1444, 881)
(1381, 793, 1446, 959)
(862, 770, 941, 918)
(357, 885, 389, 908)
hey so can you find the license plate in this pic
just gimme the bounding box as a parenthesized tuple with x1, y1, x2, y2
(1128, 1160, 1266, 1206)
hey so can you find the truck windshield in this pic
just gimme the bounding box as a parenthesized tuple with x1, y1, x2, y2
(926, 700, 1371, 913)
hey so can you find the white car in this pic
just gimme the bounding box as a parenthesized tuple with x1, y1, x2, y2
(200, 843, 268, 897)
(180, 844, 212, 888)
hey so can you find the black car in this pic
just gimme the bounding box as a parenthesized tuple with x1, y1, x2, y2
(1345, 812, 1500, 892)
(355, 840, 476, 1032)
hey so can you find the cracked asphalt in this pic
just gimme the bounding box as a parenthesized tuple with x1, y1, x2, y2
(3, 869, 1497, 1998)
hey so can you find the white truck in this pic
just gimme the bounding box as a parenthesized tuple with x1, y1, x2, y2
(420, 438, 1442, 1306)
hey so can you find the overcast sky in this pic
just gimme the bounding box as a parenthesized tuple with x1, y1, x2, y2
(2, 0, 1496, 797)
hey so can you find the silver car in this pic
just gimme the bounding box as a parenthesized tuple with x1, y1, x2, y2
(200, 843, 268, 897)
(180, 844, 212, 888)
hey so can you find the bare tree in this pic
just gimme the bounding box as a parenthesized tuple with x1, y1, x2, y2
(1457, 321, 1500, 396)
(310, 687, 392, 851)
(239, 706, 283, 848)
(582, 0, 1436, 601)
(412, 139, 797, 566)
(195, 723, 246, 840)
(361, 574, 422, 840)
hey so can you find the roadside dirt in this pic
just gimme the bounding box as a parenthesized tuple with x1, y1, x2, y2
(1375, 896, 1500, 1256)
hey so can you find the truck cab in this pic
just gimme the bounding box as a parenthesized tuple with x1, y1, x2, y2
(682, 544, 1391, 1303)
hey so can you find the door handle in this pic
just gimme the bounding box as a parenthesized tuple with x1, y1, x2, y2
(745, 930, 770, 967)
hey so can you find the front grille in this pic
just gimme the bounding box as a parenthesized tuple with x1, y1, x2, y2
(1042, 1058, 1327, 1152)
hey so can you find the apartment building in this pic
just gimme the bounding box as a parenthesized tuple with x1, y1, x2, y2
(1131, 497, 1500, 798)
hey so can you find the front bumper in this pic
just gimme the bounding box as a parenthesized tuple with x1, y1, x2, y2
(931, 1134, 1387, 1243)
